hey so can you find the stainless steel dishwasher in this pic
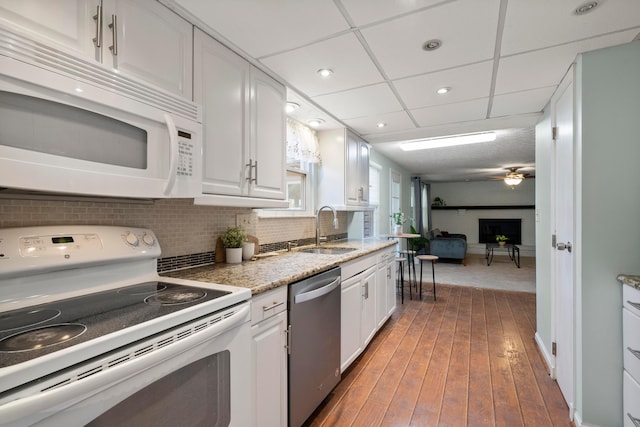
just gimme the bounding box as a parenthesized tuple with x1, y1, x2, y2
(288, 267, 341, 427)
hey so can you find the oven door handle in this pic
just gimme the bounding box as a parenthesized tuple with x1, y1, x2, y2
(294, 277, 340, 304)
(163, 113, 179, 196)
(0, 303, 250, 426)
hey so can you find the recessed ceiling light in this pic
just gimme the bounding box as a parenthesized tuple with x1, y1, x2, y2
(377, 122, 386, 128)
(285, 102, 300, 113)
(399, 132, 497, 151)
(307, 118, 325, 127)
(422, 39, 442, 51)
(317, 68, 333, 78)
(436, 87, 451, 94)
(574, 2, 598, 15)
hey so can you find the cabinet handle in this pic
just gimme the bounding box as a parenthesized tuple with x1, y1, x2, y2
(629, 347, 640, 362)
(262, 301, 284, 312)
(245, 159, 253, 182)
(628, 300, 640, 311)
(108, 14, 118, 56)
(628, 413, 640, 427)
(363, 281, 369, 299)
(92, 4, 102, 48)
(387, 266, 391, 279)
(252, 160, 258, 184)
(285, 324, 292, 355)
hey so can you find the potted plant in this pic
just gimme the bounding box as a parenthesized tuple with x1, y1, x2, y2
(408, 225, 428, 254)
(390, 211, 406, 235)
(432, 196, 446, 206)
(221, 226, 246, 263)
(495, 234, 509, 246)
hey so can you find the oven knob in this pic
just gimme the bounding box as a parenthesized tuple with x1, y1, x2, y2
(142, 233, 155, 246)
(125, 232, 139, 246)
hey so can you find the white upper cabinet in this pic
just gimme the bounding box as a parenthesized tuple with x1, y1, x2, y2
(318, 128, 370, 208)
(194, 28, 286, 203)
(0, 0, 193, 98)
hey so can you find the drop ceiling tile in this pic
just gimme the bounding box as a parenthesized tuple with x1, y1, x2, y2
(261, 33, 383, 97)
(173, 0, 348, 57)
(393, 61, 493, 109)
(496, 30, 640, 95)
(360, 0, 500, 79)
(490, 86, 556, 118)
(411, 98, 488, 127)
(340, 0, 445, 26)
(312, 83, 403, 120)
(344, 111, 416, 136)
(501, 0, 640, 56)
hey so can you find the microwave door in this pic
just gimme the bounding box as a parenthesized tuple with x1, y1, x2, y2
(0, 70, 201, 199)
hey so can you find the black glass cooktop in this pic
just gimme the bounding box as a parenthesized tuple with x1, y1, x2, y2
(0, 282, 230, 368)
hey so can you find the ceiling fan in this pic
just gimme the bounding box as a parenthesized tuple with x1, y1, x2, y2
(490, 167, 534, 187)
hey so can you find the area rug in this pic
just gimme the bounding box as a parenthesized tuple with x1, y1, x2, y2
(413, 253, 536, 293)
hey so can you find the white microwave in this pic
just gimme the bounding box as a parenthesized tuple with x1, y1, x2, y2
(0, 25, 202, 199)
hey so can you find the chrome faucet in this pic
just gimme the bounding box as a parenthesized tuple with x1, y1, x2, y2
(316, 205, 339, 247)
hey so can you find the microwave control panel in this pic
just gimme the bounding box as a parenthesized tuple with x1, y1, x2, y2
(177, 130, 195, 177)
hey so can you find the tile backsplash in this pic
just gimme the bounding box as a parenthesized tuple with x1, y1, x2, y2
(0, 197, 348, 262)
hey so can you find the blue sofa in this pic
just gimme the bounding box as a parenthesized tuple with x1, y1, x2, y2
(426, 229, 467, 265)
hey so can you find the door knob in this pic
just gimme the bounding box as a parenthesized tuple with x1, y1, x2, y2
(556, 242, 572, 253)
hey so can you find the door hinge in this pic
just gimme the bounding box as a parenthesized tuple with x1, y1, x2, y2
(552, 126, 558, 140)
(552, 234, 556, 248)
(552, 341, 557, 356)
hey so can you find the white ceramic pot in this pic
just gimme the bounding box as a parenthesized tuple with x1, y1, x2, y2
(394, 224, 403, 235)
(242, 242, 255, 260)
(225, 247, 242, 264)
(498, 241, 506, 246)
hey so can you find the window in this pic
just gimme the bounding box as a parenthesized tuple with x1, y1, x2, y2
(260, 119, 319, 216)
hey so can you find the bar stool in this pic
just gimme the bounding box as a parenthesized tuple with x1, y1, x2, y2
(395, 257, 410, 303)
(398, 249, 417, 292)
(416, 254, 439, 301)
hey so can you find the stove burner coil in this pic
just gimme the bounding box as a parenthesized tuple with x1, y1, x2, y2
(0, 324, 87, 352)
(144, 288, 207, 306)
(0, 308, 61, 332)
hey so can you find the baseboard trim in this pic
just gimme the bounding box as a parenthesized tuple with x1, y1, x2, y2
(535, 332, 555, 378)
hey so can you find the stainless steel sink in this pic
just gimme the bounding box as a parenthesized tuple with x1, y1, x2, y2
(300, 247, 357, 255)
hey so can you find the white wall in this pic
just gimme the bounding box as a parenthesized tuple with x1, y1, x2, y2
(430, 180, 535, 256)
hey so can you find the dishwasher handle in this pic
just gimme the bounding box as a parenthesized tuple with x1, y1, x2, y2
(294, 277, 340, 304)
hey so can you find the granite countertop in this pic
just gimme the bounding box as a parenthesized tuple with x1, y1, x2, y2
(162, 238, 397, 295)
(617, 274, 640, 290)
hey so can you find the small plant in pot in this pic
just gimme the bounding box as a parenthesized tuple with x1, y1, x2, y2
(221, 226, 246, 264)
(390, 211, 406, 235)
(495, 234, 509, 246)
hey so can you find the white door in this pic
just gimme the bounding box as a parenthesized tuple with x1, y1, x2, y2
(552, 70, 575, 417)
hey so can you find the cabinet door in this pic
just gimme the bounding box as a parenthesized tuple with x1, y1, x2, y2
(0, 0, 98, 60)
(386, 259, 397, 317)
(376, 264, 388, 329)
(108, 0, 193, 98)
(194, 28, 249, 196)
(345, 131, 361, 205)
(361, 267, 377, 347)
(359, 142, 370, 204)
(249, 67, 286, 200)
(251, 311, 287, 427)
(341, 275, 363, 372)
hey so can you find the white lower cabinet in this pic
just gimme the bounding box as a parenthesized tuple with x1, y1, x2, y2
(340, 247, 396, 373)
(251, 287, 288, 427)
(623, 285, 640, 426)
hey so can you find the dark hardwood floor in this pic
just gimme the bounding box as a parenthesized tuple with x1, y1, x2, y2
(305, 284, 572, 427)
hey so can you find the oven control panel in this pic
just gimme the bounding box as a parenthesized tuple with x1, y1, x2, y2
(0, 226, 161, 279)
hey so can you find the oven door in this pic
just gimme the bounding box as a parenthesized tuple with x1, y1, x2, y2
(0, 302, 251, 427)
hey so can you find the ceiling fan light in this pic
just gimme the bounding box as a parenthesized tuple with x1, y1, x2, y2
(399, 132, 496, 151)
(504, 172, 524, 186)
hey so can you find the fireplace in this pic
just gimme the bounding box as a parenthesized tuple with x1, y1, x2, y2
(479, 219, 522, 245)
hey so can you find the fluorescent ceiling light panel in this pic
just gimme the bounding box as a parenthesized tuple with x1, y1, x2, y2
(399, 132, 496, 151)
